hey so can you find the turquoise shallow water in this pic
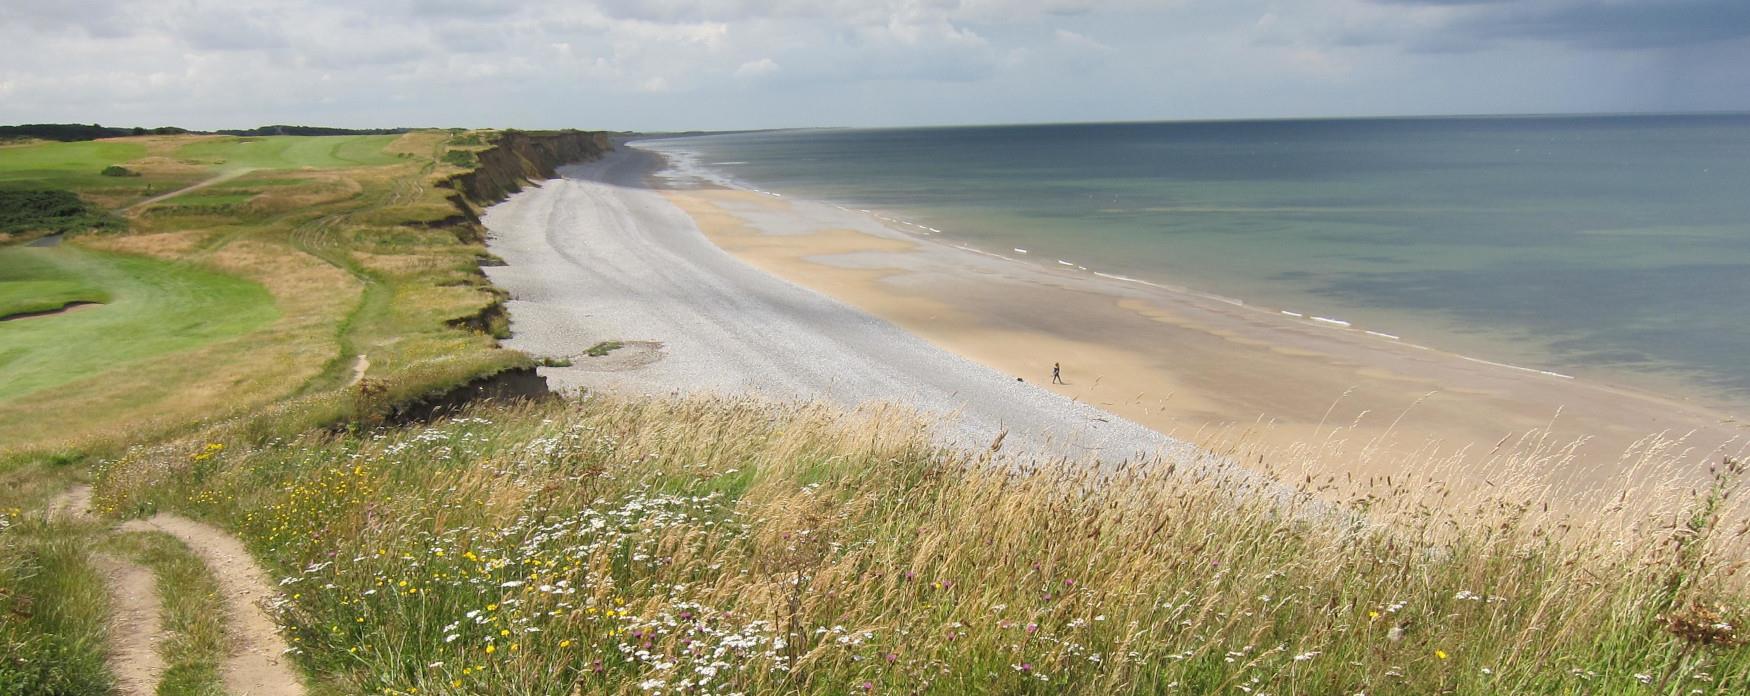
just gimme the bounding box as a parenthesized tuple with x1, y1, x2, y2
(637, 115, 1750, 406)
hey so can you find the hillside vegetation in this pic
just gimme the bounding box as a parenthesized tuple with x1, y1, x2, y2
(53, 394, 1750, 694)
(2, 127, 1747, 695)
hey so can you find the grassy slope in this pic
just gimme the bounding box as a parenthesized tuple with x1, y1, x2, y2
(0, 246, 277, 401)
(1, 130, 544, 693)
(0, 131, 522, 456)
(87, 396, 1750, 695)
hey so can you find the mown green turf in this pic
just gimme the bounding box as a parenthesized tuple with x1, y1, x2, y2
(0, 140, 149, 191)
(0, 245, 112, 317)
(0, 280, 109, 319)
(0, 246, 278, 403)
(173, 135, 403, 171)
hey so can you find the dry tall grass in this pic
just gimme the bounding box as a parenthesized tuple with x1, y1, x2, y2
(91, 394, 1750, 694)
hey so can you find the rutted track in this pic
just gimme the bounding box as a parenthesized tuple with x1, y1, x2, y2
(121, 515, 304, 696)
(44, 485, 306, 696)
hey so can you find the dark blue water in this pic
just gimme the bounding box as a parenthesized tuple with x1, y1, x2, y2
(639, 115, 1750, 404)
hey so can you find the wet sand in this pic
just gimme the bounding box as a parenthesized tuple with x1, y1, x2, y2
(658, 170, 1749, 498)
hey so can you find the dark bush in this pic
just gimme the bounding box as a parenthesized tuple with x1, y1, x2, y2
(0, 189, 124, 237)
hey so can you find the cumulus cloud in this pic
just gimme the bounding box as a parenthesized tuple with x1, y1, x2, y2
(1053, 29, 1112, 52)
(734, 58, 780, 78)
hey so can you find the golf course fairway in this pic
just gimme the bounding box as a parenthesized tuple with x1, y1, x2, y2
(0, 245, 278, 402)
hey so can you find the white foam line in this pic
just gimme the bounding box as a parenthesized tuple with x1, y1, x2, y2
(1453, 354, 1574, 379)
(1364, 330, 1400, 340)
(953, 244, 1012, 262)
(1058, 260, 1076, 267)
(1311, 316, 1351, 327)
(1281, 310, 1303, 318)
(1094, 272, 1167, 290)
(1014, 248, 1028, 254)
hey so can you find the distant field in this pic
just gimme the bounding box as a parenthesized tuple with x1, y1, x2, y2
(0, 245, 278, 402)
(173, 135, 404, 170)
(0, 140, 151, 191)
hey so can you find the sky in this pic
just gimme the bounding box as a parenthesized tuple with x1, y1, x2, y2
(2, 0, 1748, 131)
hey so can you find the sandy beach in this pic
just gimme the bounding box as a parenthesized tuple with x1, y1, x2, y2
(486, 145, 1747, 501)
(482, 149, 1210, 470)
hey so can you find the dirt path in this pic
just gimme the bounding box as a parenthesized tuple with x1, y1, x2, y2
(47, 487, 168, 694)
(91, 554, 168, 696)
(349, 353, 370, 386)
(46, 485, 306, 695)
(121, 514, 305, 696)
(124, 168, 257, 212)
(45, 484, 93, 521)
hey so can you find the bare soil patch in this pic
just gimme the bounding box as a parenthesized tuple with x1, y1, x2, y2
(92, 554, 168, 696)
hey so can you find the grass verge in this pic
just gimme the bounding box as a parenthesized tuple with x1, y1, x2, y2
(0, 517, 113, 694)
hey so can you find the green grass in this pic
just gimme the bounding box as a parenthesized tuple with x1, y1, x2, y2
(0, 519, 113, 695)
(0, 246, 278, 402)
(0, 254, 110, 318)
(173, 135, 404, 171)
(89, 397, 1750, 695)
(584, 340, 624, 357)
(441, 150, 478, 168)
(0, 140, 148, 190)
(0, 139, 209, 211)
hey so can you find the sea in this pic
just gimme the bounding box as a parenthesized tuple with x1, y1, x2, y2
(634, 114, 1750, 408)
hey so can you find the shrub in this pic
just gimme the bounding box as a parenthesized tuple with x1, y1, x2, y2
(0, 189, 123, 237)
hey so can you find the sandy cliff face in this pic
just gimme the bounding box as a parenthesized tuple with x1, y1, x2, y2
(436, 130, 611, 245)
(450, 130, 612, 205)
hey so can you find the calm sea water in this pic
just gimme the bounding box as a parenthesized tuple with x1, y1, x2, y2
(636, 115, 1750, 406)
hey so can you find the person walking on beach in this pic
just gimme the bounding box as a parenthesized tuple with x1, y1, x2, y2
(1052, 362, 1063, 384)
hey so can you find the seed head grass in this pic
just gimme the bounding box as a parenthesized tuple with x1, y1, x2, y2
(88, 394, 1750, 694)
